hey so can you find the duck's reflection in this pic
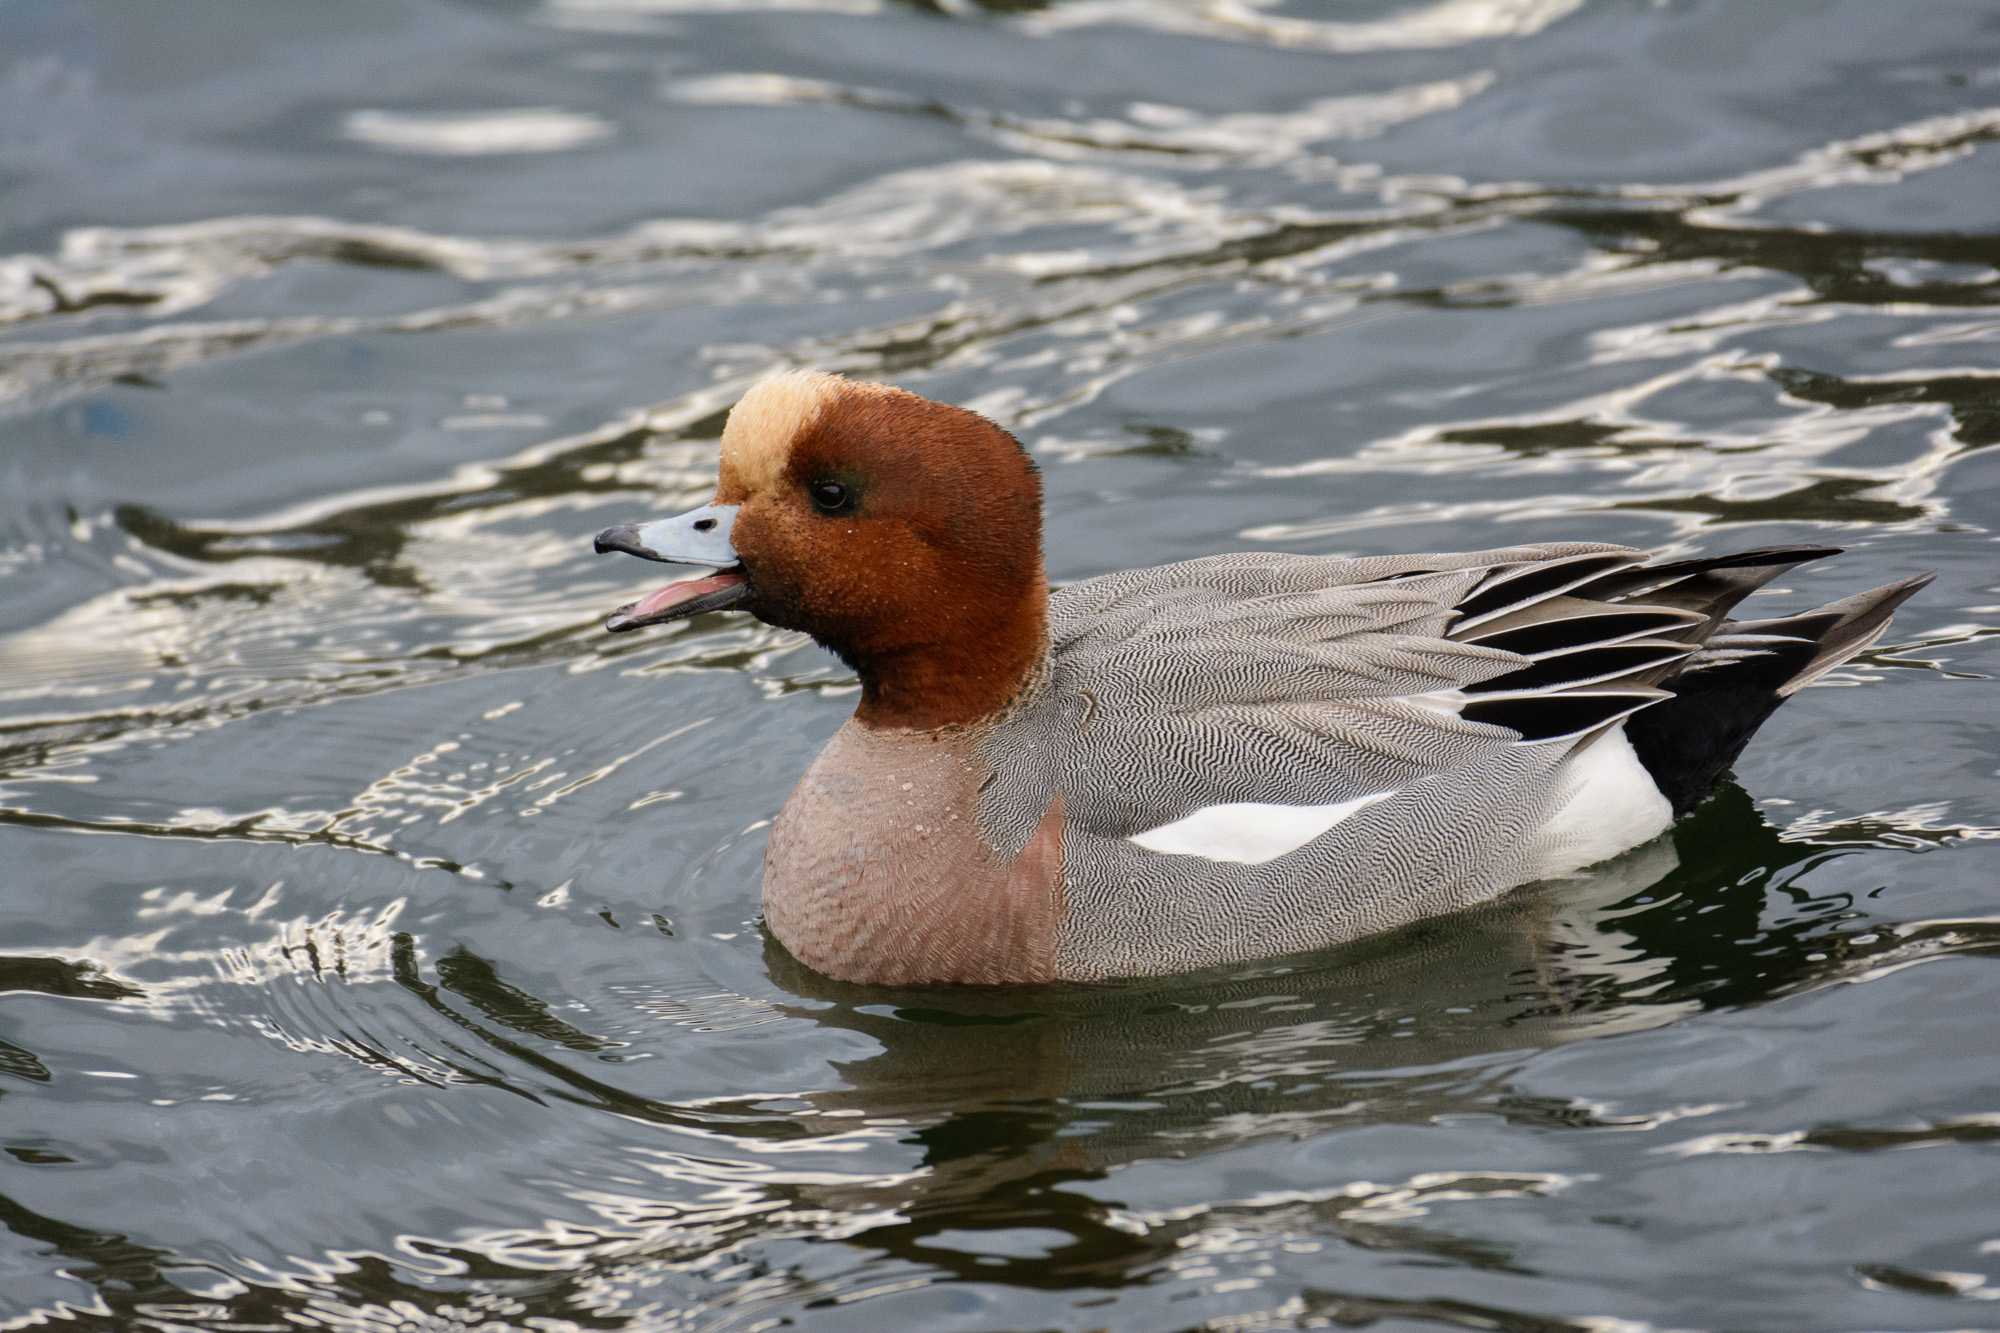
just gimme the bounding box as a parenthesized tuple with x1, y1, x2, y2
(692, 780, 1986, 1294)
(7, 784, 1987, 1326)
(765, 783, 1848, 1124)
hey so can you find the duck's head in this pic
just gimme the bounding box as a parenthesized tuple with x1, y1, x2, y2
(594, 371, 1047, 729)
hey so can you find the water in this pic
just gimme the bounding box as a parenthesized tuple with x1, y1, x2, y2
(3, 1, 1998, 1327)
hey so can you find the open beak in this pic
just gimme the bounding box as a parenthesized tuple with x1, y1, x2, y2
(593, 504, 750, 632)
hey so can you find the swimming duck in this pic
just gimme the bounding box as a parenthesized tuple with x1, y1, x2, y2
(593, 371, 1929, 986)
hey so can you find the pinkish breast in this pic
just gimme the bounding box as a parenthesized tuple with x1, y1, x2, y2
(761, 720, 1065, 985)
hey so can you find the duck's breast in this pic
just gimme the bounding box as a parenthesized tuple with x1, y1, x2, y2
(763, 721, 1065, 985)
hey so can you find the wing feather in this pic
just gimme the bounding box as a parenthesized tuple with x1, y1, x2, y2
(983, 546, 1635, 847)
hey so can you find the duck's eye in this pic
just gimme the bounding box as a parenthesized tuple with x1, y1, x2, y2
(808, 480, 853, 515)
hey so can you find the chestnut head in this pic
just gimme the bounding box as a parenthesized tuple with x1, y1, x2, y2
(594, 372, 1049, 728)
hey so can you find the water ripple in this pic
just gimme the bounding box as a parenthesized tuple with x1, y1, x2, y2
(2, 2, 1996, 1328)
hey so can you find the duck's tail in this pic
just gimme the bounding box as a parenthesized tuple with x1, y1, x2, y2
(1624, 564, 1933, 814)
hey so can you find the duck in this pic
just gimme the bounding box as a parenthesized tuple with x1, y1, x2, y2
(592, 370, 1930, 986)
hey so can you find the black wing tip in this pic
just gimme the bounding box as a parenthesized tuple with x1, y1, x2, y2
(1714, 543, 1844, 568)
(1462, 689, 1666, 743)
(1648, 544, 1845, 576)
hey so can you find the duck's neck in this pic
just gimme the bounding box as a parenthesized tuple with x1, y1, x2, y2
(852, 572, 1050, 732)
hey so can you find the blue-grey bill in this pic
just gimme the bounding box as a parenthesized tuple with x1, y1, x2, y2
(594, 507, 749, 631)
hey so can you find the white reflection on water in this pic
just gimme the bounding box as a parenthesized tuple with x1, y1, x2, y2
(343, 108, 616, 157)
(1025, 0, 1590, 54)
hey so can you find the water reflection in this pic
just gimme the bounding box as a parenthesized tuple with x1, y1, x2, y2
(772, 784, 1990, 1129)
(343, 108, 617, 157)
(6, 104, 1995, 413)
(15, 782, 1991, 1326)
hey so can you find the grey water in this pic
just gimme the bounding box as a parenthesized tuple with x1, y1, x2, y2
(2, 1, 1999, 1328)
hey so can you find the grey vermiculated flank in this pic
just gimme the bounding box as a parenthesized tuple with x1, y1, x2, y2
(970, 542, 1880, 980)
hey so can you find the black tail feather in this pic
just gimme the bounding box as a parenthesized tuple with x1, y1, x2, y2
(1626, 572, 1933, 814)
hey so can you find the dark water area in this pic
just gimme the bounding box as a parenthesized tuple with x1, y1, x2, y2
(3, 1, 1999, 1327)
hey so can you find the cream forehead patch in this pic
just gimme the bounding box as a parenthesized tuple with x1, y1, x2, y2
(720, 370, 842, 492)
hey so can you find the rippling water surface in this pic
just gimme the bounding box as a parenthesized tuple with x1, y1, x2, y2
(4, 2, 1999, 1328)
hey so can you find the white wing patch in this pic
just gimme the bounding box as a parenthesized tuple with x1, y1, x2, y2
(1128, 791, 1395, 865)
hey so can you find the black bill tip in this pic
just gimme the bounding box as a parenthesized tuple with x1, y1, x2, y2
(594, 524, 652, 558)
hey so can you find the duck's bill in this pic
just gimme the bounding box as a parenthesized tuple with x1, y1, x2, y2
(594, 504, 749, 632)
(604, 568, 749, 631)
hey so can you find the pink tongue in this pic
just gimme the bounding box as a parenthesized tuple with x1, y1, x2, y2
(629, 571, 744, 619)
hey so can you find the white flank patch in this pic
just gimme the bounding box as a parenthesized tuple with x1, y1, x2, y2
(1526, 726, 1673, 880)
(1129, 791, 1394, 865)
